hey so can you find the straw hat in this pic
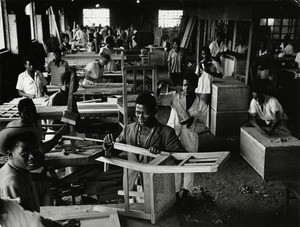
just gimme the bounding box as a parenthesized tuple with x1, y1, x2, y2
(0, 119, 43, 155)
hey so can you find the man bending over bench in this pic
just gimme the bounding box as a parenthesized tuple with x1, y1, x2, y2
(248, 89, 293, 135)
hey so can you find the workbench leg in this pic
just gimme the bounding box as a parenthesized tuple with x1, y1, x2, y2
(124, 168, 130, 212)
(285, 186, 290, 217)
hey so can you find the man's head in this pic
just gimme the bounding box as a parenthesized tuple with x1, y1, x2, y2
(283, 34, 291, 46)
(99, 53, 111, 65)
(5, 132, 38, 171)
(23, 56, 34, 73)
(135, 92, 157, 127)
(201, 46, 211, 60)
(182, 73, 198, 96)
(54, 48, 62, 61)
(62, 33, 69, 44)
(216, 32, 225, 43)
(252, 88, 265, 105)
(172, 38, 180, 50)
(260, 38, 268, 52)
(18, 98, 38, 124)
(105, 36, 114, 47)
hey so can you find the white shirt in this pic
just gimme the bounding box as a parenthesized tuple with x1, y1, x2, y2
(248, 96, 287, 124)
(195, 60, 221, 94)
(279, 43, 293, 57)
(16, 71, 47, 97)
(157, 91, 208, 152)
(209, 40, 228, 57)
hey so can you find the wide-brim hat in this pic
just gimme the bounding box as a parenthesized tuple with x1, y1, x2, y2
(0, 119, 43, 155)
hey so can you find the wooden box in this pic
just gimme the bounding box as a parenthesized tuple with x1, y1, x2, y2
(210, 108, 248, 136)
(240, 126, 300, 180)
(211, 77, 249, 112)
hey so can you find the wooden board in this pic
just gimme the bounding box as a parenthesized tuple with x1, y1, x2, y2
(45, 149, 103, 168)
(210, 108, 248, 136)
(211, 77, 249, 112)
(240, 126, 300, 180)
(40, 205, 120, 227)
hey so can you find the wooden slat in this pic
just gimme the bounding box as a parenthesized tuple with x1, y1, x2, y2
(117, 190, 144, 198)
(96, 156, 224, 173)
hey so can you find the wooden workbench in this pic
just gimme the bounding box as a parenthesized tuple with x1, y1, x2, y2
(40, 205, 121, 227)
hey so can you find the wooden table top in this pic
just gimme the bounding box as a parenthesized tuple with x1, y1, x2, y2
(0, 142, 104, 168)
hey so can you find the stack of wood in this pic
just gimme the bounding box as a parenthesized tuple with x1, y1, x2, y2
(210, 76, 249, 136)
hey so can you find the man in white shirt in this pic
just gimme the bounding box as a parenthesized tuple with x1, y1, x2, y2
(16, 57, 48, 99)
(248, 89, 292, 135)
(279, 34, 293, 57)
(81, 54, 111, 85)
(209, 32, 228, 59)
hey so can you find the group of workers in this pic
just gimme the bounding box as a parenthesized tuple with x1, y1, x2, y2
(0, 20, 297, 227)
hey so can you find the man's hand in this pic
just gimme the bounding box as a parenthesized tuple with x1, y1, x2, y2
(28, 94, 36, 99)
(103, 133, 115, 156)
(62, 219, 80, 227)
(148, 146, 161, 155)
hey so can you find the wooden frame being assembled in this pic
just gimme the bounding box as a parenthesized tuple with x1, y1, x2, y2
(96, 143, 230, 224)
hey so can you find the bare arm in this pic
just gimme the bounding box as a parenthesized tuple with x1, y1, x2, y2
(18, 90, 35, 99)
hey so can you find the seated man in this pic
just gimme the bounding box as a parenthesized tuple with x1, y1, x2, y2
(103, 92, 186, 192)
(59, 33, 72, 53)
(0, 122, 42, 212)
(248, 89, 292, 135)
(81, 54, 111, 85)
(157, 73, 208, 200)
(47, 48, 70, 86)
(16, 57, 48, 99)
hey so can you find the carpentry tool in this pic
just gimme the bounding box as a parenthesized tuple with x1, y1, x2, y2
(61, 70, 79, 126)
(61, 69, 79, 154)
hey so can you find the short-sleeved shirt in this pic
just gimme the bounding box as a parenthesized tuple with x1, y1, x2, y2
(248, 96, 287, 124)
(167, 49, 183, 73)
(209, 40, 228, 57)
(47, 59, 69, 86)
(16, 71, 47, 97)
(195, 59, 221, 94)
(82, 61, 105, 84)
(279, 43, 293, 57)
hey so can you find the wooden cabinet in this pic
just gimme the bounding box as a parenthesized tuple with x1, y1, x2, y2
(210, 77, 249, 136)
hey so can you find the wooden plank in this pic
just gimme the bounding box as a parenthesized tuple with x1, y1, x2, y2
(113, 143, 169, 158)
(41, 206, 120, 227)
(148, 154, 171, 165)
(96, 156, 224, 173)
(123, 65, 157, 71)
(171, 151, 229, 160)
(245, 21, 253, 85)
(117, 190, 144, 198)
(124, 168, 130, 212)
(178, 155, 192, 166)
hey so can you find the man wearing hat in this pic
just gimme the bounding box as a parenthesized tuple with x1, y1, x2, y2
(0, 120, 42, 212)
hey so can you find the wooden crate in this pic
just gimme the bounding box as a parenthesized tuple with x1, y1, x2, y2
(211, 77, 249, 112)
(240, 126, 300, 180)
(210, 108, 248, 136)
